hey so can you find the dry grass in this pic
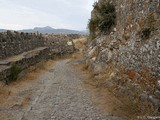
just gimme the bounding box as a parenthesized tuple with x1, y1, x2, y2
(21, 95, 31, 108)
(73, 37, 87, 49)
(71, 51, 84, 61)
(74, 37, 87, 51)
(0, 59, 54, 108)
(73, 60, 159, 119)
(71, 36, 159, 118)
(20, 60, 54, 81)
(71, 37, 87, 61)
(73, 63, 132, 119)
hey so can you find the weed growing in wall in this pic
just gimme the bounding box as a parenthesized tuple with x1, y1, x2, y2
(97, 2, 116, 33)
(88, 1, 116, 37)
(10, 63, 21, 81)
(141, 28, 151, 40)
(88, 18, 99, 39)
(140, 14, 156, 40)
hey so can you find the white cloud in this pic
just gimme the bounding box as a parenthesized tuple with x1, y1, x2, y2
(0, 0, 94, 30)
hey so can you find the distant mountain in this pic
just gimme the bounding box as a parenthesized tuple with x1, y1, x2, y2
(18, 26, 87, 35)
(0, 29, 7, 32)
(0, 26, 87, 35)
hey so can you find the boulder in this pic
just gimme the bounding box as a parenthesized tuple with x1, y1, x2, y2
(92, 62, 106, 75)
(88, 46, 98, 58)
(97, 48, 113, 63)
(157, 80, 160, 91)
(148, 96, 160, 110)
(139, 93, 148, 102)
(91, 57, 97, 62)
(154, 90, 160, 99)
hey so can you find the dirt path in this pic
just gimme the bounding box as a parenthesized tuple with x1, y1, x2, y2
(0, 59, 124, 120)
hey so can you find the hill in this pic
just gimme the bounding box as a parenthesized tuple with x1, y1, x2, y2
(0, 26, 87, 35)
(0, 29, 7, 32)
(19, 26, 87, 34)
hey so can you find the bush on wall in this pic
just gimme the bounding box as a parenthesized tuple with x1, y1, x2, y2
(88, 1, 116, 37)
(10, 63, 21, 81)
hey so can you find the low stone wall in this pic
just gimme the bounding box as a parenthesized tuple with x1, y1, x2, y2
(0, 47, 49, 83)
(44, 34, 77, 56)
(0, 66, 11, 83)
(0, 31, 79, 83)
(0, 31, 45, 59)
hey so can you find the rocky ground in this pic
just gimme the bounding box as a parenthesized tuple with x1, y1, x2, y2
(0, 58, 129, 120)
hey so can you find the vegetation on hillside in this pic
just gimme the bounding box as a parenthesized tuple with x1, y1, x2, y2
(88, 1, 116, 38)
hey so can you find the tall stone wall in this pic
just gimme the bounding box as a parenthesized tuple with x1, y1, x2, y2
(87, 0, 160, 110)
(0, 31, 45, 59)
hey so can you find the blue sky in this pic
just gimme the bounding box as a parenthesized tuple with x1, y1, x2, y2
(0, 0, 95, 30)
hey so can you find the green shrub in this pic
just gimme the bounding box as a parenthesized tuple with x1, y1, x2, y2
(140, 14, 156, 40)
(98, 13, 116, 32)
(88, 1, 116, 36)
(92, 1, 99, 9)
(88, 19, 99, 38)
(10, 63, 21, 81)
(141, 28, 151, 40)
(97, 2, 115, 15)
(98, 2, 116, 33)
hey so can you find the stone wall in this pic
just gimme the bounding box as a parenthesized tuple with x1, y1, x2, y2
(44, 34, 79, 56)
(86, 0, 160, 110)
(0, 47, 49, 83)
(0, 32, 80, 83)
(0, 31, 45, 59)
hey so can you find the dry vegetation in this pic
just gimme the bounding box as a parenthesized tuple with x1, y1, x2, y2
(73, 37, 87, 49)
(0, 59, 54, 110)
(73, 63, 131, 119)
(71, 38, 130, 118)
(75, 61, 160, 119)
(72, 37, 88, 60)
(71, 37, 158, 119)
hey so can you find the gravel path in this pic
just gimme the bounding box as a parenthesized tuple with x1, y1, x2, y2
(0, 60, 123, 120)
